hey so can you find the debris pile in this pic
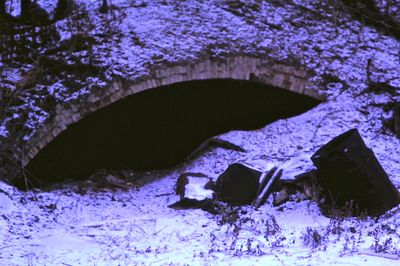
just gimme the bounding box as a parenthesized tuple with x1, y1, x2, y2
(171, 129, 400, 217)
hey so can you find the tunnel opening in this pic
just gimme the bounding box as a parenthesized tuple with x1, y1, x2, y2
(21, 79, 320, 189)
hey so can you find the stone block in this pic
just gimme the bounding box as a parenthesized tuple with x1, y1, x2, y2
(111, 82, 120, 92)
(174, 65, 187, 74)
(155, 68, 167, 79)
(289, 77, 305, 93)
(216, 163, 261, 205)
(71, 113, 80, 123)
(311, 128, 400, 216)
(294, 69, 308, 78)
(87, 94, 99, 103)
(270, 73, 286, 87)
(272, 64, 294, 74)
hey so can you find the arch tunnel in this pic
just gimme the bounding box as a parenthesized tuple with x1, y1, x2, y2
(22, 79, 320, 189)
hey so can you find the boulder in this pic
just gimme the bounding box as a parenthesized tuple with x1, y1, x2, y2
(216, 163, 261, 205)
(311, 128, 400, 216)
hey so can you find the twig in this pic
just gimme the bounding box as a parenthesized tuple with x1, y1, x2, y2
(153, 226, 167, 236)
(185, 137, 246, 162)
(81, 219, 147, 234)
(358, 250, 399, 260)
(311, 109, 338, 141)
(0, 245, 13, 251)
(155, 192, 174, 197)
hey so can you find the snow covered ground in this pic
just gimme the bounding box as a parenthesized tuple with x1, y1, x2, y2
(1, 93, 400, 265)
(1, 0, 400, 265)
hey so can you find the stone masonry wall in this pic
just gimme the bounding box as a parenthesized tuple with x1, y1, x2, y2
(2, 55, 323, 182)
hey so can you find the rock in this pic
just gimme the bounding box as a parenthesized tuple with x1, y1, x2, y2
(216, 163, 261, 205)
(169, 172, 215, 211)
(311, 128, 400, 216)
(273, 187, 290, 206)
(273, 170, 318, 206)
(174, 172, 214, 201)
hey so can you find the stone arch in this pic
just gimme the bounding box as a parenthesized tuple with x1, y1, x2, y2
(17, 56, 322, 186)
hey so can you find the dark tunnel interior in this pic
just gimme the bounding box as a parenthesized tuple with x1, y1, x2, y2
(22, 79, 320, 188)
